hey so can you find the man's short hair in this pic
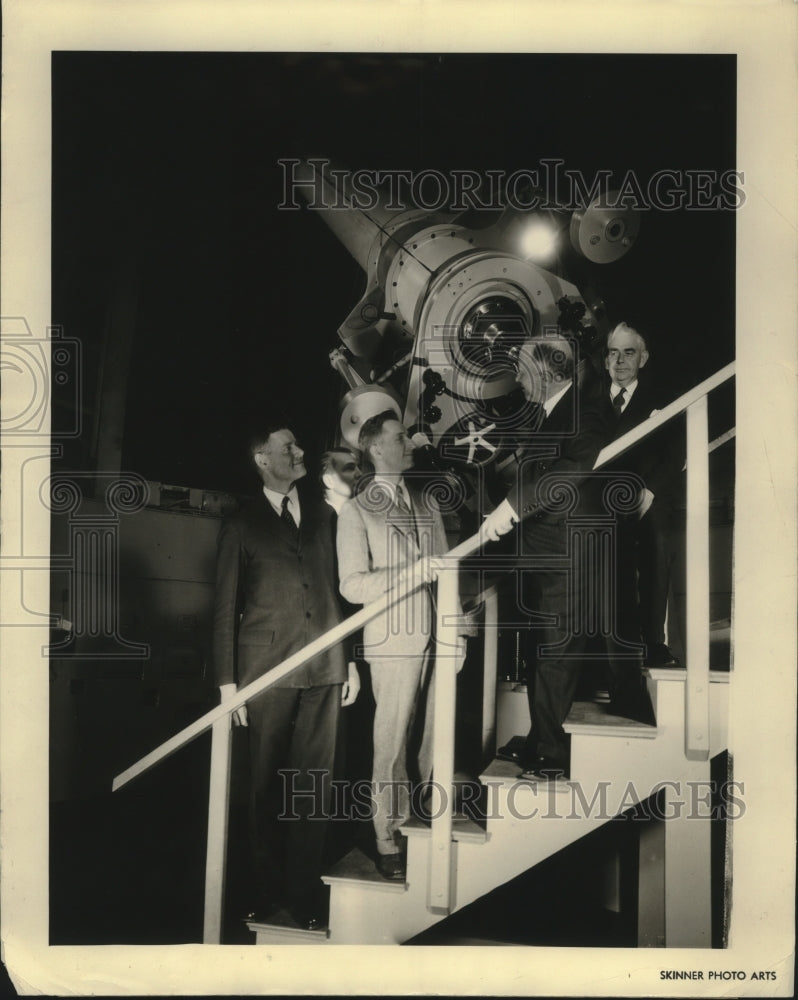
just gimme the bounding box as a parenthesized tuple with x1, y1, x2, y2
(527, 335, 575, 382)
(248, 418, 292, 463)
(607, 321, 648, 352)
(320, 447, 358, 483)
(358, 410, 397, 460)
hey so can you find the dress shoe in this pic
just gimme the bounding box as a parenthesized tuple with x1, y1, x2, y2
(496, 737, 532, 768)
(496, 745, 525, 766)
(609, 671, 656, 723)
(285, 891, 328, 931)
(245, 898, 281, 923)
(375, 853, 406, 881)
(644, 643, 681, 668)
(518, 757, 567, 781)
(286, 904, 325, 932)
(610, 696, 654, 725)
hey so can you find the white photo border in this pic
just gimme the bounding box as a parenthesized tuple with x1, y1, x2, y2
(1, 0, 796, 995)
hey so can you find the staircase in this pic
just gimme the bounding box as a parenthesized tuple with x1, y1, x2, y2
(113, 361, 735, 949)
(246, 664, 729, 945)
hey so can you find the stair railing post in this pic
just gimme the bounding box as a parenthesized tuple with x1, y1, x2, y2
(481, 587, 499, 761)
(203, 711, 233, 943)
(427, 558, 460, 915)
(685, 395, 711, 761)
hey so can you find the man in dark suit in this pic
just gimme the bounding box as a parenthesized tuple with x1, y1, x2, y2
(603, 322, 682, 670)
(481, 336, 614, 779)
(212, 423, 359, 929)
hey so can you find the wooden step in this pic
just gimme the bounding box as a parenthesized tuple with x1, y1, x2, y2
(245, 909, 330, 944)
(479, 757, 571, 792)
(401, 813, 489, 844)
(646, 666, 730, 683)
(322, 845, 407, 893)
(563, 700, 657, 739)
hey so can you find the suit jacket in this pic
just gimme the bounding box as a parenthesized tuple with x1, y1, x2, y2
(212, 488, 347, 689)
(507, 382, 614, 542)
(336, 477, 448, 658)
(605, 376, 683, 506)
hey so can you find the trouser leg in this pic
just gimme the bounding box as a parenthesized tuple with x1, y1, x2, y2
(246, 687, 299, 903)
(523, 568, 585, 770)
(410, 649, 435, 788)
(246, 682, 341, 905)
(637, 503, 674, 648)
(607, 514, 646, 700)
(282, 682, 341, 904)
(368, 653, 426, 854)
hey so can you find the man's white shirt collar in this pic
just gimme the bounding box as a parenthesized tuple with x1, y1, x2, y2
(263, 484, 301, 525)
(543, 379, 573, 417)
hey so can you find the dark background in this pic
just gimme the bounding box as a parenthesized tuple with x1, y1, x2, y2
(52, 52, 736, 495)
(49, 52, 736, 946)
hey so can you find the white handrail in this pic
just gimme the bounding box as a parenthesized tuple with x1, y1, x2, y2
(684, 397, 711, 760)
(111, 359, 734, 944)
(113, 360, 735, 791)
(594, 362, 735, 470)
(113, 572, 432, 790)
(427, 564, 460, 914)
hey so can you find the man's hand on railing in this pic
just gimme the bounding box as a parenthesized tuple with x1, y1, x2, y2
(219, 683, 248, 727)
(396, 554, 450, 591)
(341, 661, 361, 707)
(479, 498, 519, 543)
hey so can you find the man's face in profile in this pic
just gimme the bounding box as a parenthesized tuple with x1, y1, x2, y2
(257, 428, 307, 488)
(374, 420, 415, 474)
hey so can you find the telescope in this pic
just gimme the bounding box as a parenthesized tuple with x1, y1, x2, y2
(293, 159, 639, 484)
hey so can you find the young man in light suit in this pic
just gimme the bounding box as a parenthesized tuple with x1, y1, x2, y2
(336, 411, 449, 880)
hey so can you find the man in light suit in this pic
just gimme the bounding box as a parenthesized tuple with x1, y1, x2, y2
(213, 422, 359, 929)
(481, 336, 614, 779)
(336, 411, 449, 880)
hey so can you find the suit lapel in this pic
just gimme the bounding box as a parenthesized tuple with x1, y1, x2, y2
(406, 482, 446, 554)
(541, 385, 575, 435)
(297, 496, 321, 549)
(386, 488, 419, 545)
(616, 383, 652, 435)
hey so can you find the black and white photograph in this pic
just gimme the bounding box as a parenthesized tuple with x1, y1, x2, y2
(1, 1, 795, 996)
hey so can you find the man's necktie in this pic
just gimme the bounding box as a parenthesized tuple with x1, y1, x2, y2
(612, 387, 626, 416)
(394, 487, 418, 543)
(280, 495, 299, 544)
(394, 487, 410, 515)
